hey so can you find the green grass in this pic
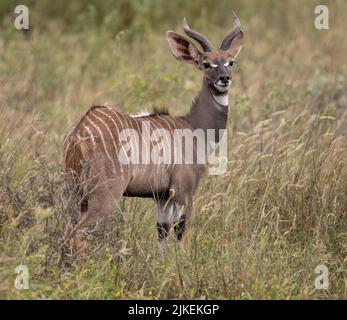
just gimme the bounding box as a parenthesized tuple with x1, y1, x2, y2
(0, 0, 346, 299)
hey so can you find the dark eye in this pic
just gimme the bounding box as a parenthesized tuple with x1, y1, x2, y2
(203, 62, 210, 69)
(229, 60, 234, 67)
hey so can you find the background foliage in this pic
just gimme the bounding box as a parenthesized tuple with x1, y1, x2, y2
(0, 0, 346, 299)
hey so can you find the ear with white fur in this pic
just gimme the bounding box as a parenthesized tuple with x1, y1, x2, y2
(220, 14, 244, 59)
(222, 31, 243, 59)
(166, 31, 204, 68)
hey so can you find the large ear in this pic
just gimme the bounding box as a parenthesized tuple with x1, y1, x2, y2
(166, 31, 203, 68)
(220, 14, 244, 59)
(223, 31, 243, 59)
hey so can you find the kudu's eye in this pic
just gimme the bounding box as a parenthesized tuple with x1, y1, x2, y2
(203, 62, 211, 69)
(225, 60, 236, 67)
(202, 62, 217, 69)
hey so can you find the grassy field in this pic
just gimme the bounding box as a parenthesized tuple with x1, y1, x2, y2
(0, 0, 346, 299)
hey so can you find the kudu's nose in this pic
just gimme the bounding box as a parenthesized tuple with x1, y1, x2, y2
(219, 75, 230, 84)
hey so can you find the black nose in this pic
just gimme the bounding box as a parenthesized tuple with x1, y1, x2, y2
(219, 76, 230, 84)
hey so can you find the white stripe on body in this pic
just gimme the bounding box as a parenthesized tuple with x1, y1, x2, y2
(97, 108, 126, 176)
(107, 107, 132, 183)
(89, 112, 119, 162)
(149, 116, 170, 167)
(84, 115, 117, 174)
(63, 113, 86, 147)
(131, 118, 151, 181)
(146, 116, 168, 191)
(155, 116, 174, 173)
(118, 112, 138, 177)
(84, 125, 96, 148)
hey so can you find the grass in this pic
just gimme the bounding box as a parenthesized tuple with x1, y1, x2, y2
(0, 0, 346, 299)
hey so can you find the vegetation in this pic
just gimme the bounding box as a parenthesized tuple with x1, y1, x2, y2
(0, 0, 346, 299)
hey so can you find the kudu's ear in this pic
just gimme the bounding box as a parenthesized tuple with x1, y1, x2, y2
(223, 31, 243, 59)
(220, 14, 244, 59)
(166, 31, 203, 68)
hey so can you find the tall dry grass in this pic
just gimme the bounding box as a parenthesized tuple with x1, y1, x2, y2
(0, 0, 346, 299)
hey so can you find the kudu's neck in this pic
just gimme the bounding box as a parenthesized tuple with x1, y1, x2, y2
(183, 77, 229, 140)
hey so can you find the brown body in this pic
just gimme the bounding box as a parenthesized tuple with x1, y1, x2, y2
(63, 15, 244, 255)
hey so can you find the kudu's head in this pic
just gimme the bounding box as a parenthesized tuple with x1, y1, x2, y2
(166, 13, 243, 94)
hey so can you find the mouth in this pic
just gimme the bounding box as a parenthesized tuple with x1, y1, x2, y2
(213, 81, 231, 92)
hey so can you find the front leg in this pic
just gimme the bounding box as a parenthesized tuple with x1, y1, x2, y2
(156, 222, 170, 253)
(156, 200, 182, 253)
(174, 200, 192, 251)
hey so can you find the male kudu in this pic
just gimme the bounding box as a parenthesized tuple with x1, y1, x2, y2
(63, 14, 244, 256)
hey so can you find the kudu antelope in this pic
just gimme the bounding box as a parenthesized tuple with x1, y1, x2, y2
(63, 14, 243, 255)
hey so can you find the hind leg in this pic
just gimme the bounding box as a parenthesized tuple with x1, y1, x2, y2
(60, 179, 89, 266)
(73, 177, 128, 258)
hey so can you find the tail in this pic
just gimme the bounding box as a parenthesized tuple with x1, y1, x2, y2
(63, 126, 93, 219)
